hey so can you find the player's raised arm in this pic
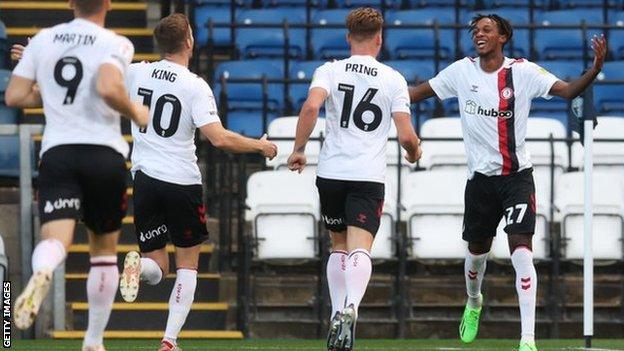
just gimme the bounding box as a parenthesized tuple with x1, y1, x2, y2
(96, 64, 149, 128)
(287, 87, 327, 173)
(408, 81, 436, 103)
(549, 34, 607, 99)
(199, 122, 277, 159)
(393, 112, 422, 163)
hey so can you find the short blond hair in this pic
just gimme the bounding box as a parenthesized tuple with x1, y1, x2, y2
(346, 7, 383, 42)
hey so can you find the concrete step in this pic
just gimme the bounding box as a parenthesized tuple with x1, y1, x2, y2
(69, 302, 228, 330)
(0, 2, 147, 28)
(65, 273, 221, 303)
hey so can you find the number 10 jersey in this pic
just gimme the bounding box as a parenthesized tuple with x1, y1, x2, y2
(126, 60, 221, 185)
(12, 19, 135, 158)
(310, 55, 411, 183)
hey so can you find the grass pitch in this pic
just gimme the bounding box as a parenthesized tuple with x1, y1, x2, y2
(9, 339, 624, 351)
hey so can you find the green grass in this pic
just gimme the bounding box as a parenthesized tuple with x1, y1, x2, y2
(8, 339, 624, 351)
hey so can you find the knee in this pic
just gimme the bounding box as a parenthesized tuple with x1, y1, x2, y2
(508, 234, 533, 254)
(468, 239, 492, 255)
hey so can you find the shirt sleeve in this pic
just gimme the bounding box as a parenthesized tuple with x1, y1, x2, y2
(428, 60, 461, 100)
(101, 35, 134, 75)
(391, 72, 411, 114)
(12, 31, 45, 80)
(192, 79, 221, 128)
(523, 61, 560, 100)
(309, 62, 332, 94)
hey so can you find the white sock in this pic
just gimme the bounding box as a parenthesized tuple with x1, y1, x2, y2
(511, 247, 537, 342)
(83, 256, 118, 347)
(465, 250, 488, 308)
(140, 257, 163, 285)
(327, 250, 348, 317)
(164, 269, 197, 343)
(31, 238, 66, 273)
(344, 249, 372, 315)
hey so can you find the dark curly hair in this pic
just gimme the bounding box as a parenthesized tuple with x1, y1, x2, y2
(469, 14, 514, 49)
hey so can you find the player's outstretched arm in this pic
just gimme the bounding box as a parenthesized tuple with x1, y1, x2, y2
(96, 63, 149, 128)
(549, 34, 607, 99)
(5, 76, 42, 108)
(287, 87, 327, 173)
(408, 81, 436, 103)
(199, 122, 277, 159)
(393, 112, 422, 163)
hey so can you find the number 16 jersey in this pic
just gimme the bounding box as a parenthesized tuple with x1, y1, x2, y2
(310, 55, 411, 183)
(12, 19, 135, 158)
(126, 60, 221, 185)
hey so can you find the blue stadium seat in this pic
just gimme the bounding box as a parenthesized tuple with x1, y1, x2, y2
(409, 0, 460, 6)
(594, 61, 624, 115)
(384, 60, 435, 83)
(460, 9, 531, 58)
(474, 0, 545, 7)
(214, 60, 285, 110)
(0, 136, 20, 178)
(236, 8, 307, 58)
(0, 21, 7, 69)
(535, 9, 604, 60)
(0, 70, 18, 124)
(289, 60, 325, 111)
(332, 0, 394, 8)
(609, 13, 624, 58)
(194, 6, 233, 46)
(385, 9, 457, 60)
(311, 10, 351, 60)
(557, 0, 618, 8)
(225, 110, 279, 136)
(263, 0, 322, 6)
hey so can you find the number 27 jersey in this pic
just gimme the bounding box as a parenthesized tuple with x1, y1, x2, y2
(12, 18, 135, 158)
(311, 55, 411, 183)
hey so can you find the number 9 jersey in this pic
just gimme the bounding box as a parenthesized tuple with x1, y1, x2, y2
(12, 19, 135, 158)
(126, 60, 221, 185)
(310, 55, 411, 183)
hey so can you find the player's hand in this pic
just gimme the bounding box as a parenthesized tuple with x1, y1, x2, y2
(132, 102, 150, 128)
(404, 142, 423, 163)
(10, 44, 25, 61)
(287, 151, 307, 174)
(258, 134, 278, 160)
(591, 34, 607, 72)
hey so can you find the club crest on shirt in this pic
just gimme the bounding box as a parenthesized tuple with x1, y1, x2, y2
(500, 87, 514, 100)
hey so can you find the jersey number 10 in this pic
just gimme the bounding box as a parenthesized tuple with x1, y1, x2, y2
(137, 88, 182, 137)
(337, 83, 382, 132)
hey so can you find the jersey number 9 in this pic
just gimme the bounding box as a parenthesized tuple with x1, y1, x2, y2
(54, 57, 83, 105)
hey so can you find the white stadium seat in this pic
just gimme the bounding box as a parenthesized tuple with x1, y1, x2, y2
(246, 170, 320, 259)
(571, 116, 624, 171)
(266, 116, 326, 169)
(490, 214, 550, 260)
(418, 117, 467, 172)
(371, 175, 398, 260)
(0, 235, 7, 283)
(403, 169, 468, 259)
(555, 171, 624, 260)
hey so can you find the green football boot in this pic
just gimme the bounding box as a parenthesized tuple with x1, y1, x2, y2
(459, 294, 483, 344)
(518, 340, 538, 351)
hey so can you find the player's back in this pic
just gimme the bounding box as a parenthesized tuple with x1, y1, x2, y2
(127, 60, 220, 185)
(313, 55, 410, 183)
(19, 19, 134, 157)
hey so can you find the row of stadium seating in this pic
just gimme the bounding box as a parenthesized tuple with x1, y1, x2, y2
(197, 0, 624, 9)
(248, 116, 624, 261)
(195, 7, 624, 60)
(213, 59, 624, 135)
(0, 20, 7, 69)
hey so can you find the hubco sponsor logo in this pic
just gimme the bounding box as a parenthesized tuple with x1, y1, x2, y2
(322, 215, 343, 226)
(464, 100, 513, 119)
(140, 224, 168, 242)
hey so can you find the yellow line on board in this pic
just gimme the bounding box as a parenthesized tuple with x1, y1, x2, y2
(65, 272, 220, 279)
(7, 27, 152, 36)
(71, 302, 228, 311)
(68, 243, 215, 254)
(0, 2, 146, 11)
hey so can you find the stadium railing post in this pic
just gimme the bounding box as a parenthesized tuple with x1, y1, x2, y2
(283, 21, 292, 115)
(581, 21, 589, 69)
(236, 154, 251, 338)
(547, 132, 561, 338)
(261, 75, 269, 136)
(395, 136, 407, 339)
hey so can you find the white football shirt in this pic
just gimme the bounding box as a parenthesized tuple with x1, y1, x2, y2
(310, 55, 411, 183)
(127, 60, 221, 185)
(12, 18, 134, 157)
(429, 57, 560, 179)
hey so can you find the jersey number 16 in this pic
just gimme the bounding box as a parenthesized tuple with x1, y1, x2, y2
(337, 83, 382, 132)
